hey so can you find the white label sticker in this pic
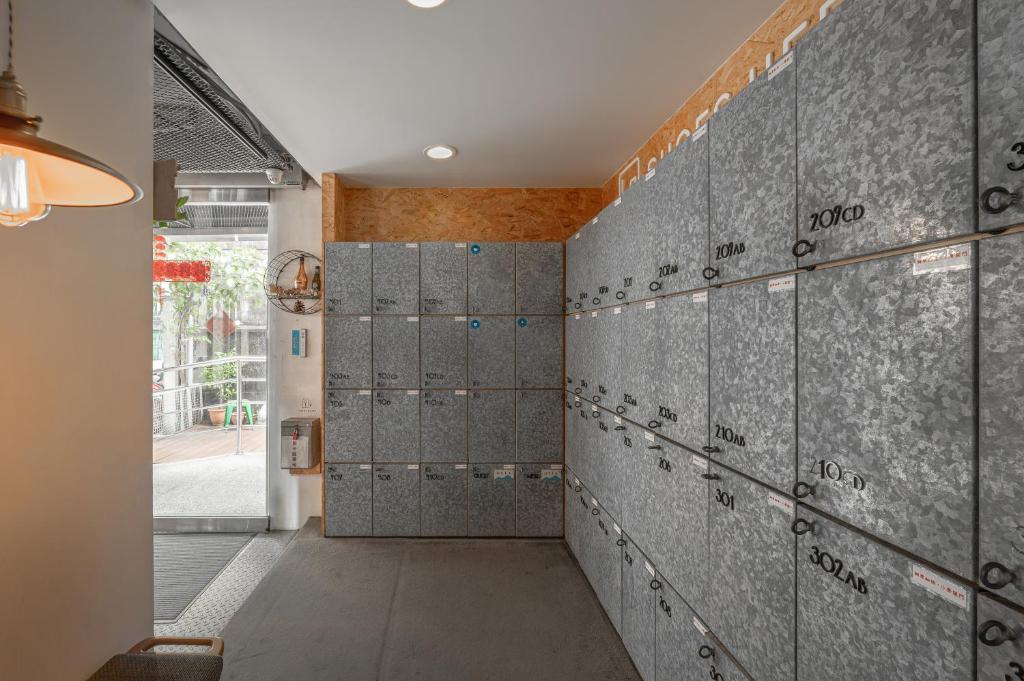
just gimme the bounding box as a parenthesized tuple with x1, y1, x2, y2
(592, 217, 599, 225)
(768, 275, 796, 293)
(407, 464, 419, 470)
(692, 291, 708, 303)
(910, 565, 969, 609)
(407, 316, 419, 322)
(913, 245, 971, 276)
(767, 491, 795, 515)
(455, 316, 467, 321)
(455, 390, 467, 396)
(455, 464, 467, 469)
(614, 416, 622, 425)
(767, 52, 794, 80)
(358, 243, 370, 249)
(456, 243, 466, 248)
(574, 233, 581, 240)
(406, 390, 419, 395)
(645, 301, 657, 310)
(541, 468, 563, 481)
(494, 469, 515, 481)
(574, 313, 581, 320)
(591, 311, 599, 318)
(358, 390, 371, 396)
(645, 562, 656, 577)
(613, 307, 622, 314)
(613, 197, 622, 207)
(359, 464, 372, 470)
(503, 464, 516, 470)
(359, 316, 371, 322)
(693, 124, 708, 141)
(693, 617, 709, 635)
(644, 432, 655, 442)
(645, 168, 657, 181)
(591, 497, 599, 507)
(404, 243, 417, 249)
(613, 523, 622, 535)
(691, 454, 707, 469)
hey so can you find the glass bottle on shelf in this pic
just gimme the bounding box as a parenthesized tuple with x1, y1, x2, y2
(295, 255, 309, 291)
(311, 265, 322, 294)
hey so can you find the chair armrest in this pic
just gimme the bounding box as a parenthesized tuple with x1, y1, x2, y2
(128, 637, 225, 656)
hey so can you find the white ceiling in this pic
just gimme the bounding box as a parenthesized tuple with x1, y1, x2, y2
(155, 0, 783, 188)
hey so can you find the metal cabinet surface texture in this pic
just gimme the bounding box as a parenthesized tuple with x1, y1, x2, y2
(656, 584, 751, 681)
(467, 390, 515, 463)
(325, 464, 373, 537)
(419, 242, 467, 314)
(586, 497, 623, 631)
(468, 242, 515, 314)
(373, 463, 420, 536)
(710, 54, 796, 283)
(516, 463, 563, 537)
(468, 316, 515, 389)
(420, 463, 467, 536)
(795, 0, 974, 265)
(468, 464, 516, 536)
(325, 242, 372, 315)
(621, 535, 657, 681)
(420, 316, 467, 389)
(324, 389, 372, 463)
(977, 593, 1024, 680)
(372, 390, 419, 462)
(372, 315, 419, 389)
(796, 507, 973, 681)
(515, 389, 562, 463)
(325, 316, 372, 389)
(515, 315, 563, 389)
(798, 248, 975, 578)
(372, 242, 420, 315)
(706, 464, 795, 681)
(709, 277, 796, 491)
(515, 242, 563, 314)
(420, 389, 467, 463)
(605, 191, 644, 306)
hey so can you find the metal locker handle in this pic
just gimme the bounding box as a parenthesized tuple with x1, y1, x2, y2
(791, 518, 815, 536)
(981, 561, 1016, 590)
(702, 267, 719, 281)
(648, 420, 662, 429)
(698, 645, 716, 659)
(701, 473, 720, 481)
(591, 508, 600, 516)
(615, 405, 626, 415)
(649, 579, 662, 591)
(792, 239, 817, 258)
(574, 302, 582, 309)
(649, 281, 662, 292)
(614, 426, 626, 431)
(702, 445, 720, 454)
(616, 538, 627, 547)
(592, 395, 602, 403)
(978, 620, 1017, 647)
(592, 297, 601, 305)
(615, 291, 626, 300)
(792, 481, 815, 499)
(981, 186, 1020, 215)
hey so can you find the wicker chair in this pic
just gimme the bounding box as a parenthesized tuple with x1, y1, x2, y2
(88, 637, 224, 681)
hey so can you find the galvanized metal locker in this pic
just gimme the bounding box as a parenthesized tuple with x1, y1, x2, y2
(467, 390, 515, 462)
(595, 305, 626, 413)
(795, 507, 974, 681)
(420, 389, 467, 463)
(565, 229, 581, 313)
(587, 309, 613, 406)
(325, 316, 373, 389)
(372, 315, 419, 388)
(325, 242, 372, 315)
(372, 242, 420, 315)
(468, 242, 515, 314)
(373, 463, 421, 536)
(709, 276, 795, 491)
(795, 0, 974, 265)
(604, 191, 642, 306)
(622, 172, 659, 307)
(614, 302, 647, 421)
(980, 233, 1024, 607)
(420, 316, 467, 389)
(568, 311, 592, 397)
(419, 242, 468, 314)
(656, 585, 751, 681)
(515, 390, 562, 463)
(325, 463, 373, 537)
(706, 463, 795, 681)
(584, 205, 615, 311)
(467, 316, 515, 388)
(567, 476, 594, 576)
(598, 413, 636, 523)
(468, 464, 516, 536)
(621, 534, 657, 681)
(565, 312, 580, 392)
(563, 470, 579, 558)
(566, 226, 592, 313)
(797, 248, 975, 578)
(420, 463, 468, 537)
(515, 242, 564, 314)
(709, 52, 796, 283)
(516, 463, 563, 537)
(564, 394, 582, 477)
(642, 132, 708, 297)
(581, 403, 613, 513)
(515, 315, 563, 389)
(324, 389, 372, 463)
(619, 426, 653, 550)
(586, 497, 623, 631)
(977, 593, 1024, 679)
(371, 390, 419, 462)
(978, 0, 1024, 232)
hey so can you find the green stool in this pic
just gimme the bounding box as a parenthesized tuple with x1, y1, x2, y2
(223, 400, 253, 428)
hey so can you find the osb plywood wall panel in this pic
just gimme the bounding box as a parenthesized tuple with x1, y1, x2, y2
(599, 0, 846, 205)
(327, 185, 603, 243)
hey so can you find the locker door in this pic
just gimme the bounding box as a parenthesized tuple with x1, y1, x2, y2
(709, 276, 796, 491)
(420, 316, 467, 389)
(600, 413, 636, 524)
(977, 593, 1024, 680)
(710, 53, 796, 283)
(515, 242, 563, 314)
(586, 498, 623, 630)
(373, 463, 420, 536)
(325, 316, 372, 389)
(642, 133, 708, 297)
(596, 305, 625, 413)
(515, 315, 562, 389)
(372, 315, 419, 388)
(324, 389, 372, 463)
(565, 229, 581, 313)
(325, 463, 372, 537)
(515, 390, 562, 463)
(585, 206, 615, 311)
(604, 192, 641, 306)
(586, 309, 611, 405)
(795, 0, 974, 265)
(797, 248, 975, 578)
(372, 242, 419, 314)
(621, 535, 657, 681)
(625, 173, 660, 307)
(980, 233, 1024, 606)
(646, 293, 709, 453)
(564, 394, 581, 476)
(706, 463, 794, 681)
(325, 242, 371, 315)
(979, 0, 1024, 232)
(468, 390, 515, 463)
(372, 390, 419, 462)
(620, 427, 657, 549)
(565, 312, 579, 392)
(420, 389, 467, 463)
(468, 316, 515, 388)
(645, 440, 709, 616)
(563, 471, 579, 558)
(615, 302, 646, 422)
(420, 463, 467, 537)
(795, 507, 973, 681)
(468, 464, 516, 536)
(468, 242, 515, 314)
(657, 585, 751, 681)
(566, 225, 592, 313)
(516, 463, 563, 537)
(569, 311, 591, 398)
(419, 242, 467, 314)
(583, 404, 612, 512)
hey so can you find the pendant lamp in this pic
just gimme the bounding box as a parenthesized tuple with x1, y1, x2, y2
(0, 0, 142, 227)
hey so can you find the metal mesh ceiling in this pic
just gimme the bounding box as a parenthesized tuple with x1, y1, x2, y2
(177, 203, 269, 231)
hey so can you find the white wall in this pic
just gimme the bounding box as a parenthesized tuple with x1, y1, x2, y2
(0, 1, 154, 679)
(267, 185, 323, 529)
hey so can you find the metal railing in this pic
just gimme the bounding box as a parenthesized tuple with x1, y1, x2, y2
(152, 355, 266, 455)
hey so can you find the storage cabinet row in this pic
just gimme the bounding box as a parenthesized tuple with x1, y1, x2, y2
(566, 0, 1024, 312)
(324, 462, 563, 538)
(325, 389, 562, 464)
(325, 313, 562, 390)
(324, 241, 563, 316)
(568, 236, 1024, 590)
(564, 458, 1024, 681)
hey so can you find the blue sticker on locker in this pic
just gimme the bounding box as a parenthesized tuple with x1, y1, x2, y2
(517, 317, 528, 328)
(470, 319, 481, 329)
(470, 243, 482, 254)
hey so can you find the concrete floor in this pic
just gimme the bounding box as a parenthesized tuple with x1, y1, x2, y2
(153, 452, 266, 517)
(218, 519, 641, 681)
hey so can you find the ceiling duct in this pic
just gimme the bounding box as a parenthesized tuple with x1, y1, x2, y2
(169, 188, 269, 232)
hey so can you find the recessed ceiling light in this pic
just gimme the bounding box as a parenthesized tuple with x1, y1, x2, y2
(424, 145, 457, 160)
(407, 0, 447, 8)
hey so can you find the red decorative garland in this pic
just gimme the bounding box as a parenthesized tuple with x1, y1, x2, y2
(153, 260, 212, 283)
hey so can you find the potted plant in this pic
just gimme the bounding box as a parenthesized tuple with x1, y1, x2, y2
(202, 352, 238, 426)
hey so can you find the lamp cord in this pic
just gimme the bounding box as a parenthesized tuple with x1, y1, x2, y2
(6, 0, 12, 73)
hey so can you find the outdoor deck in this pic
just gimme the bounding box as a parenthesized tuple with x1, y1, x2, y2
(154, 425, 266, 464)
